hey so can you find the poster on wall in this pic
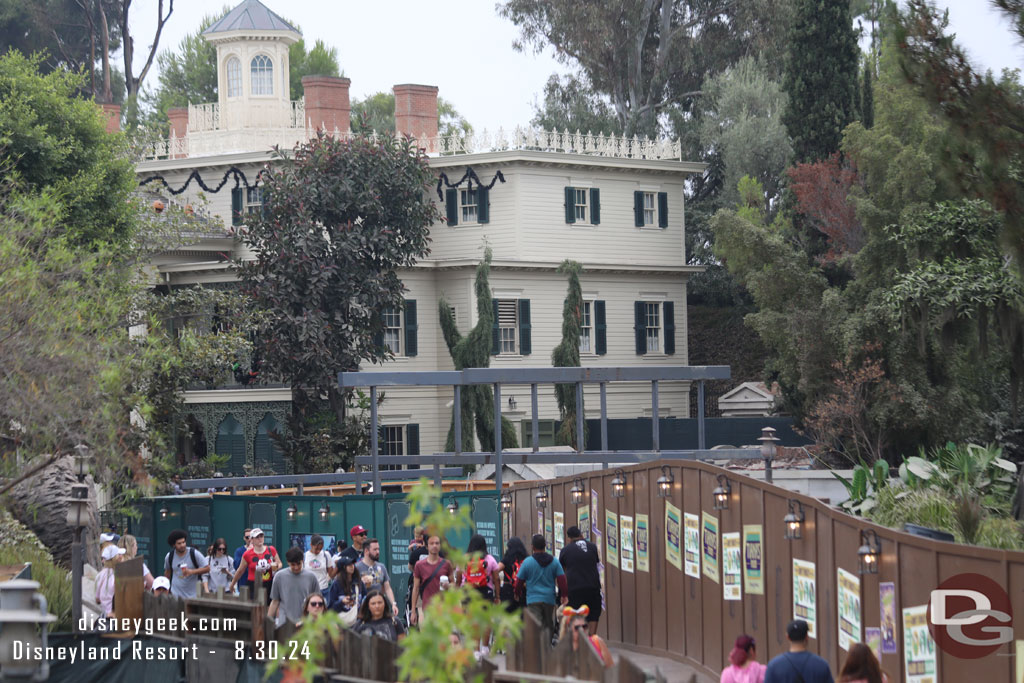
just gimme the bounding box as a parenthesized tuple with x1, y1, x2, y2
(554, 512, 565, 553)
(903, 604, 937, 683)
(635, 513, 649, 573)
(742, 524, 764, 595)
(619, 515, 634, 573)
(865, 627, 881, 660)
(879, 582, 898, 654)
(792, 558, 817, 639)
(837, 568, 862, 651)
(605, 511, 619, 568)
(590, 489, 599, 535)
(578, 506, 590, 541)
(722, 532, 742, 600)
(537, 509, 544, 536)
(683, 512, 700, 578)
(664, 503, 683, 571)
(545, 516, 553, 551)
(701, 512, 720, 584)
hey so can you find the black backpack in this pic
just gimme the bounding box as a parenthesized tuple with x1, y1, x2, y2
(164, 547, 201, 576)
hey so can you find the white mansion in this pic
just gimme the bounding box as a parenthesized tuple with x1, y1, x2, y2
(136, 0, 705, 473)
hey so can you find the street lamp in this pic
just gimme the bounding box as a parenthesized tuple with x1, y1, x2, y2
(159, 505, 169, 521)
(286, 503, 297, 522)
(656, 466, 674, 499)
(784, 499, 805, 540)
(570, 478, 586, 505)
(610, 469, 627, 499)
(447, 497, 459, 515)
(67, 448, 91, 631)
(712, 474, 731, 511)
(758, 426, 780, 483)
(858, 529, 881, 575)
(535, 484, 549, 509)
(500, 491, 512, 513)
(319, 503, 330, 522)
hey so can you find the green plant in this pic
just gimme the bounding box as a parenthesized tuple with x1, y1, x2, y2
(834, 458, 889, 515)
(0, 513, 72, 630)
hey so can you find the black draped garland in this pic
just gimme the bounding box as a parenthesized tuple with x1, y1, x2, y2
(436, 168, 505, 201)
(137, 166, 270, 195)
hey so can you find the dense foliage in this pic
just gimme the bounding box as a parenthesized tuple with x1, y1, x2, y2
(552, 260, 583, 448)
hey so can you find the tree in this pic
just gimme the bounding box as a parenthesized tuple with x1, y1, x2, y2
(530, 73, 620, 135)
(782, 0, 860, 163)
(288, 38, 340, 100)
(238, 132, 439, 472)
(0, 51, 136, 246)
(861, 60, 875, 129)
(787, 154, 864, 262)
(552, 260, 584, 448)
(351, 92, 472, 138)
(438, 249, 520, 453)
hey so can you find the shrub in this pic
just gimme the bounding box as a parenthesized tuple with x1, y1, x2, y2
(0, 512, 72, 630)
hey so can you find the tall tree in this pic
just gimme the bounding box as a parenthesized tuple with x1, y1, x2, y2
(782, 0, 860, 163)
(551, 260, 584, 448)
(238, 132, 439, 472)
(288, 38, 340, 100)
(530, 74, 620, 135)
(351, 92, 472, 138)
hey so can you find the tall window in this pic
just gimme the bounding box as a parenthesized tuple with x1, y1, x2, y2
(250, 55, 273, 96)
(645, 302, 661, 353)
(497, 300, 518, 354)
(381, 425, 404, 471)
(245, 186, 264, 215)
(574, 188, 588, 222)
(383, 306, 402, 355)
(579, 300, 593, 353)
(226, 57, 241, 97)
(643, 192, 656, 226)
(460, 188, 478, 223)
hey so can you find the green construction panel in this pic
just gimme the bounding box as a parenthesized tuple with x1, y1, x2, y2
(247, 501, 277, 548)
(153, 499, 185, 574)
(385, 497, 414, 611)
(471, 496, 501, 557)
(281, 498, 315, 550)
(184, 502, 212, 554)
(211, 498, 247, 552)
(130, 504, 156, 576)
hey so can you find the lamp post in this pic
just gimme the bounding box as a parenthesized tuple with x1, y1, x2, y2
(318, 503, 330, 522)
(656, 465, 674, 499)
(535, 484, 549, 509)
(784, 499, 805, 540)
(447, 497, 459, 515)
(758, 426, 780, 483)
(570, 478, 586, 505)
(858, 529, 881, 575)
(610, 469, 627, 499)
(712, 474, 731, 511)
(68, 449, 91, 631)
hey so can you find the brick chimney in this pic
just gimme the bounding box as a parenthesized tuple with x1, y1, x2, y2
(302, 75, 351, 133)
(167, 107, 189, 140)
(99, 103, 121, 133)
(393, 84, 439, 141)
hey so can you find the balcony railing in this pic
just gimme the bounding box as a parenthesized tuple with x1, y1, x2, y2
(187, 100, 306, 132)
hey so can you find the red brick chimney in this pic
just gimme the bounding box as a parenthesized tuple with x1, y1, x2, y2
(167, 107, 189, 140)
(99, 103, 121, 133)
(302, 75, 351, 133)
(393, 84, 439, 141)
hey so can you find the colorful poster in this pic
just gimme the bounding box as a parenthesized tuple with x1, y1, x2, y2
(578, 505, 590, 541)
(537, 509, 544, 535)
(665, 503, 683, 571)
(605, 511, 619, 568)
(545, 516, 553, 551)
(683, 512, 700, 578)
(865, 627, 881, 660)
(742, 524, 764, 595)
(635, 514, 649, 573)
(553, 512, 565, 553)
(701, 512, 719, 584)
(619, 515, 634, 573)
(837, 568, 862, 651)
(792, 558, 817, 639)
(879, 582, 898, 654)
(722, 532, 742, 600)
(903, 604, 937, 683)
(590, 489, 599, 535)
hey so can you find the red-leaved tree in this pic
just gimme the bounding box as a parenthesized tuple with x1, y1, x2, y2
(788, 154, 863, 262)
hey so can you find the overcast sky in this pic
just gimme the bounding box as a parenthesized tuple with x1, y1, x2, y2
(129, 0, 1021, 135)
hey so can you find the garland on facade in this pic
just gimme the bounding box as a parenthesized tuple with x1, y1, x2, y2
(435, 168, 505, 201)
(138, 166, 270, 195)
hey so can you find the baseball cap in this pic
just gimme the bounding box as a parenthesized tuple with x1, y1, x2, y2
(250, 528, 264, 538)
(336, 554, 355, 568)
(152, 576, 171, 592)
(350, 525, 367, 537)
(99, 533, 116, 543)
(102, 545, 127, 561)
(786, 619, 809, 642)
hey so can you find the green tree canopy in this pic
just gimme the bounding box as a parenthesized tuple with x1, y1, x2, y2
(530, 73, 619, 135)
(351, 92, 472, 138)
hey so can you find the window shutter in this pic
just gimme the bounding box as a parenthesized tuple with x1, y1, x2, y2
(634, 301, 646, 355)
(491, 299, 500, 355)
(231, 187, 243, 226)
(664, 301, 675, 355)
(216, 415, 246, 475)
(590, 188, 600, 225)
(658, 191, 668, 228)
(260, 186, 270, 219)
(445, 189, 458, 226)
(373, 322, 384, 351)
(406, 424, 420, 455)
(634, 191, 644, 227)
(595, 300, 607, 355)
(477, 186, 490, 224)
(403, 300, 418, 357)
(518, 299, 531, 355)
(564, 186, 575, 224)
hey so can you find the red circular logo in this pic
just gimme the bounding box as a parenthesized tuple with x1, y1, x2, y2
(927, 573, 1013, 659)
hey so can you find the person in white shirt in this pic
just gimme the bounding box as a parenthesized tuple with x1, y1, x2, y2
(304, 534, 335, 597)
(205, 537, 235, 594)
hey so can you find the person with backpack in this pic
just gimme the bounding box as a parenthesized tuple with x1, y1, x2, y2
(409, 535, 454, 627)
(499, 537, 528, 613)
(558, 526, 603, 636)
(163, 529, 210, 599)
(764, 620, 834, 683)
(228, 528, 281, 603)
(457, 534, 501, 656)
(513, 534, 568, 635)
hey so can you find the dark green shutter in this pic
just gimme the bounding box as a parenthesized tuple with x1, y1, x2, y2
(255, 414, 286, 474)
(594, 300, 607, 355)
(663, 302, 675, 355)
(445, 189, 458, 226)
(477, 186, 489, 224)
(231, 188, 243, 226)
(634, 191, 644, 227)
(373, 312, 384, 350)
(657, 192, 668, 228)
(260, 186, 269, 218)
(215, 414, 246, 475)
(590, 188, 600, 225)
(491, 299, 500, 355)
(403, 300, 418, 357)
(564, 186, 575, 224)
(407, 424, 420, 455)
(518, 299, 531, 355)
(634, 301, 646, 355)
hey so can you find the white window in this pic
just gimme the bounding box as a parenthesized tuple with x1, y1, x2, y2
(574, 188, 588, 222)
(245, 186, 264, 215)
(460, 189, 478, 223)
(498, 299, 518, 354)
(226, 57, 241, 97)
(579, 300, 593, 354)
(383, 306, 403, 355)
(645, 302, 661, 353)
(643, 192, 656, 226)
(381, 425, 403, 471)
(250, 55, 273, 96)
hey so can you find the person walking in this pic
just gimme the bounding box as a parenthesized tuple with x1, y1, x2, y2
(327, 555, 363, 625)
(233, 529, 252, 594)
(96, 544, 126, 617)
(205, 538, 234, 595)
(558, 526, 602, 636)
(721, 634, 766, 683)
(163, 529, 210, 599)
(837, 643, 888, 683)
(296, 592, 326, 627)
(560, 605, 614, 668)
(338, 525, 368, 564)
(352, 589, 406, 642)
(513, 534, 567, 635)
(355, 537, 399, 617)
(304, 534, 334, 598)
(499, 537, 528, 613)
(118, 534, 153, 591)
(409, 534, 454, 626)
(152, 576, 171, 596)
(457, 534, 500, 655)
(269, 547, 320, 627)
(764, 620, 834, 683)
(228, 528, 280, 602)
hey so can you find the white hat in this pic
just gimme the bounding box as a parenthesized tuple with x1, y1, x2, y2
(102, 545, 127, 561)
(152, 576, 171, 592)
(250, 528, 264, 538)
(100, 533, 116, 543)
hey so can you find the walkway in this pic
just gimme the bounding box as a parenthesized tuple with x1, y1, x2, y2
(609, 645, 715, 683)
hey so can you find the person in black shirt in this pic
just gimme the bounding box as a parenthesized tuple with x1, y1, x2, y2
(499, 537, 528, 613)
(337, 524, 368, 565)
(557, 526, 602, 636)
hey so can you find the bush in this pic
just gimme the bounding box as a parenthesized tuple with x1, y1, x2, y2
(0, 512, 72, 630)
(974, 517, 1024, 551)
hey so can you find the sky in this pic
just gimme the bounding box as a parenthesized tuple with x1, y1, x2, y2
(129, 0, 1021, 135)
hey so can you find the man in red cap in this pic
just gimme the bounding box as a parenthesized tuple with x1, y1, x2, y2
(337, 524, 368, 565)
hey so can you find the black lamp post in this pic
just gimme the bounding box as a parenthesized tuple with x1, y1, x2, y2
(611, 469, 627, 499)
(712, 474, 731, 511)
(784, 499, 805, 540)
(570, 478, 586, 505)
(535, 484, 549, 509)
(656, 465, 674, 499)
